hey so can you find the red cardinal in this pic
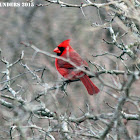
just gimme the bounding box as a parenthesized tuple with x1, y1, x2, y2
(54, 39, 99, 95)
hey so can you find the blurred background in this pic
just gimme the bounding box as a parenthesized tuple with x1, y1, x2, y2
(0, 0, 140, 139)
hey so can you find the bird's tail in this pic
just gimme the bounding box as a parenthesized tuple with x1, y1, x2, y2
(80, 75, 100, 95)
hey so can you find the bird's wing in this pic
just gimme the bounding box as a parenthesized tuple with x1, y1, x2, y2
(57, 59, 75, 69)
(57, 51, 88, 69)
(56, 51, 89, 79)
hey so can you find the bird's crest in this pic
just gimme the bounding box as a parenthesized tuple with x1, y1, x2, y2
(58, 39, 70, 48)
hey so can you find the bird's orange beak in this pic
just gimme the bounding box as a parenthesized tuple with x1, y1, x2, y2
(54, 47, 61, 53)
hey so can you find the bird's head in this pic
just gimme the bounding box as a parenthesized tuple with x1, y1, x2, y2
(54, 39, 72, 56)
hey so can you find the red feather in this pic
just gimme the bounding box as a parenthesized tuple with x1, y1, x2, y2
(80, 75, 99, 95)
(54, 39, 100, 95)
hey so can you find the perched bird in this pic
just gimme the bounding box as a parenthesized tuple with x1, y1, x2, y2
(54, 39, 99, 95)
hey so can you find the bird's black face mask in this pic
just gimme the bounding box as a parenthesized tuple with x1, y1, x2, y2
(57, 47, 65, 56)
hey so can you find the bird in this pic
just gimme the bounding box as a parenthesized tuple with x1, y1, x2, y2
(53, 39, 100, 95)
